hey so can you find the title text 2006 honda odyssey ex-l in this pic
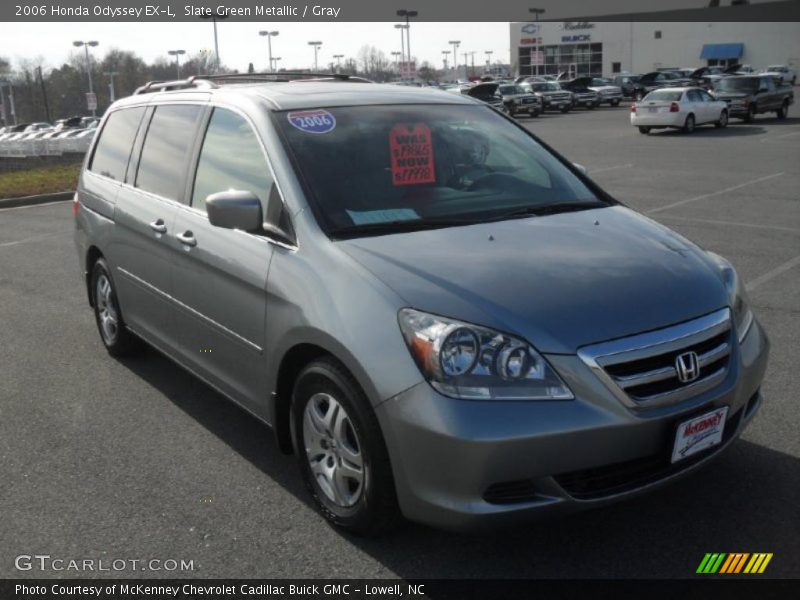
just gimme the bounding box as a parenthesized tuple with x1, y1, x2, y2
(74, 74, 769, 534)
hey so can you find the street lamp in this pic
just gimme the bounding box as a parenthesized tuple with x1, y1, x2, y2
(396, 9, 418, 75)
(394, 24, 408, 77)
(308, 41, 322, 71)
(392, 51, 402, 69)
(73, 40, 99, 117)
(448, 40, 460, 78)
(168, 49, 186, 78)
(333, 54, 344, 73)
(273, 57, 282, 71)
(199, 10, 229, 72)
(259, 30, 279, 72)
(528, 7, 546, 20)
(441, 50, 450, 70)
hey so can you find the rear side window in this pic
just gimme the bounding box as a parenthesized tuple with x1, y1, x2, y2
(136, 105, 203, 201)
(191, 108, 273, 214)
(89, 107, 145, 181)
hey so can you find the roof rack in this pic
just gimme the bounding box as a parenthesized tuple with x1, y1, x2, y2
(189, 71, 373, 84)
(133, 78, 218, 95)
(133, 72, 372, 95)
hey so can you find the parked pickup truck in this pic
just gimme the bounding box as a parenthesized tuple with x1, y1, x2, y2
(712, 75, 794, 121)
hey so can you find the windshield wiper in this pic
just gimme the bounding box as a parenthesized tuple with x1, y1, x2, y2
(486, 200, 606, 222)
(330, 218, 469, 239)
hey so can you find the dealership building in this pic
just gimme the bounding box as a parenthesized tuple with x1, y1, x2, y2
(509, 21, 800, 78)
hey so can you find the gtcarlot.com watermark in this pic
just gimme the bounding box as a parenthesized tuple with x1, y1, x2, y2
(15, 554, 195, 573)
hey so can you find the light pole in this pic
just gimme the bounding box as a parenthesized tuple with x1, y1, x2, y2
(104, 70, 118, 103)
(273, 57, 282, 71)
(394, 24, 407, 78)
(73, 40, 99, 117)
(441, 50, 450, 71)
(333, 54, 344, 73)
(308, 41, 322, 71)
(528, 8, 546, 76)
(199, 11, 228, 72)
(485, 50, 493, 66)
(167, 49, 186, 78)
(259, 30, 279, 71)
(396, 9, 418, 77)
(449, 40, 460, 79)
(392, 51, 402, 70)
(528, 7, 545, 20)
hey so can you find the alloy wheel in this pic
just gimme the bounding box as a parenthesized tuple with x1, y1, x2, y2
(95, 274, 118, 345)
(303, 392, 365, 508)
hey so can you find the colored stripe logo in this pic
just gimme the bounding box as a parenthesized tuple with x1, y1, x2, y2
(697, 553, 773, 574)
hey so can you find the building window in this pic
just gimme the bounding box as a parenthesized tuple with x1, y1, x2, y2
(612, 62, 621, 74)
(654, 31, 662, 39)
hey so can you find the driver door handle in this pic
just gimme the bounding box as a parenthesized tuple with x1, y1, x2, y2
(176, 231, 197, 247)
(149, 218, 167, 234)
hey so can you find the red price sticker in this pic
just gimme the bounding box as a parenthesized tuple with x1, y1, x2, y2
(389, 123, 436, 186)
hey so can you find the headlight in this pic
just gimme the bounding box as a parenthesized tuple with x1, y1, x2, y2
(707, 252, 753, 343)
(398, 308, 574, 400)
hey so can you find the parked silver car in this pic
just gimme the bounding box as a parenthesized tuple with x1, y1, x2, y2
(74, 75, 769, 534)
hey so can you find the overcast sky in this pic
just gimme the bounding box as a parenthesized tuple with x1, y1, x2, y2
(1, 22, 512, 72)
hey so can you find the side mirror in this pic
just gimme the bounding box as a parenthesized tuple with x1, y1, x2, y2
(206, 190, 263, 233)
(573, 163, 588, 175)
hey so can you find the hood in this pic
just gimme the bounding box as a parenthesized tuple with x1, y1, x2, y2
(561, 77, 592, 90)
(466, 82, 499, 97)
(338, 206, 728, 354)
(589, 85, 620, 92)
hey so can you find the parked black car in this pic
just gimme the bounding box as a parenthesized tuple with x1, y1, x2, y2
(712, 75, 794, 122)
(612, 74, 641, 98)
(559, 77, 600, 109)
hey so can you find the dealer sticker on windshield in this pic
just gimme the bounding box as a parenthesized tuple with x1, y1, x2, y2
(287, 109, 336, 134)
(389, 123, 436, 185)
(671, 406, 728, 463)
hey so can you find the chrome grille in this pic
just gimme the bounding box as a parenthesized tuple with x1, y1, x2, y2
(578, 309, 732, 408)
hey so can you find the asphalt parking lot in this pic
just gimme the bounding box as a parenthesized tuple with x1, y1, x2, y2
(1, 103, 798, 580)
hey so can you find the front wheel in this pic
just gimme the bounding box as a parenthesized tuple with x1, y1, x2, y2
(743, 104, 757, 123)
(638, 126, 650, 134)
(777, 100, 789, 119)
(682, 114, 696, 133)
(715, 110, 728, 128)
(560, 106, 570, 113)
(611, 99, 620, 106)
(90, 258, 143, 356)
(292, 357, 400, 536)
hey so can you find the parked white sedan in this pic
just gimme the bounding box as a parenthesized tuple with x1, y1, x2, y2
(631, 87, 729, 134)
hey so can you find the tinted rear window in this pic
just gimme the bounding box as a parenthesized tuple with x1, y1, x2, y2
(136, 105, 203, 201)
(89, 107, 145, 181)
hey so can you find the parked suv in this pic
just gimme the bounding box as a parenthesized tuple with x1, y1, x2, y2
(74, 74, 769, 534)
(712, 75, 794, 121)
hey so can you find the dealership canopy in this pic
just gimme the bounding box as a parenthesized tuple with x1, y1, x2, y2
(699, 43, 744, 60)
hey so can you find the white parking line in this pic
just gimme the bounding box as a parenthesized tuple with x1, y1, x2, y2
(588, 163, 634, 174)
(0, 231, 69, 248)
(657, 215, 800, 234)
(647, 172, 785, 215)
(746, 254, 800, 292)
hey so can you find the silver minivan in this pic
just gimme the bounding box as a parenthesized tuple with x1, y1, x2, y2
(74, 74, 769, 534)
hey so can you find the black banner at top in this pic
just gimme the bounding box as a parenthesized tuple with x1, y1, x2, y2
(3, 0, 800, 21)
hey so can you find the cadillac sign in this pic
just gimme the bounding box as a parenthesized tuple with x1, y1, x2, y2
(563, 21, 594, 30)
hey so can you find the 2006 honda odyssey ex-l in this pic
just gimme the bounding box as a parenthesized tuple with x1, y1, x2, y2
(74, 74, 769, 535)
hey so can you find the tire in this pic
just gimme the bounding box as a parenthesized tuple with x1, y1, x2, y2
(715, 110, 728, 128)
(560, 106, 570, 113)
(777, 100, 789, 120)
(682, 114, 696, 134)
(611, 99, 620, 107)
(588, 103, 596, 110)
(530, 110, 540, 118)
(292, 357, 400, 536)
(635, 91, 644, 102)
(90, 257, 143, 357)
(638, 126, 650, 134)
(743, 104, 756, 123)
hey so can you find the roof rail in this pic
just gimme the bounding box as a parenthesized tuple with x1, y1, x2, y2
(133, 78, 218, 95)
(188, 72, 372, 84)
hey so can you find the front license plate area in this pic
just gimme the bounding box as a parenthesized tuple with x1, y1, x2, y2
(671, 406, 729, 463)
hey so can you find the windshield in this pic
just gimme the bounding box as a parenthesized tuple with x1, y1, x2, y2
(766, 66, 785, 72)
(275, 105, 607, 238)
(532, 82, 561, 92)
(591, 79, 611, 86)
(499, 85, 525, 95)
(715, 78, 758, 92)
(643, 90, 683, 102)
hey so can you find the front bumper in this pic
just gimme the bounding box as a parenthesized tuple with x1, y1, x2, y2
(376, 319, 769, 531)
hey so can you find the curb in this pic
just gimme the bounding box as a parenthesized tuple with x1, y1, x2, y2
(0, 190, 74, 210)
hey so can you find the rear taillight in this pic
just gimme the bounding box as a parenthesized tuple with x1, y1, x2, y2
(72, 192, 80, 217)
(670, 102, 680, 112)
(630, 104, 637, 113)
